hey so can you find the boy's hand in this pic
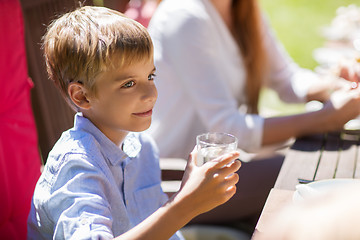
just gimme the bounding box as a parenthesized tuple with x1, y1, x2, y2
(176, 148, 241, 217)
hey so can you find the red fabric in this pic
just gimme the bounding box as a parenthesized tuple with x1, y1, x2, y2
(0, 0, 41, 239)
(125, 0, 158, 28)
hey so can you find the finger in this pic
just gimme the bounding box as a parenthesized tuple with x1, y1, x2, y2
(215, 184, 238, 205)
(223, 185, 237, 201)
(216, 159, 241, 177)
(334, 78, 348, 90)
(339, 66, 350, 80)
(349, 68, 356, 83)
(355, 71, 360, 85)
(349, 88, 360, 99)
(187, 145, 198, 167)
(211, 151, 240, 168)
(220, 172, 239, 190)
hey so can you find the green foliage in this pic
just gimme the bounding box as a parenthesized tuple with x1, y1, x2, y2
(258, 0, 360, 115)
(260, 0, 360, 69)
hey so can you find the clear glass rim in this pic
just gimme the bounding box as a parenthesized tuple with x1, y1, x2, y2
(196, 132, 238, 147)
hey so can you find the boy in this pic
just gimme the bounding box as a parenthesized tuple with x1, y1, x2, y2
(27, 6, 241, 239)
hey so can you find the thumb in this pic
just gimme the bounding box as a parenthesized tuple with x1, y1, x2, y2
(180, 146, 198, 190)
(187, 145, 198, 167)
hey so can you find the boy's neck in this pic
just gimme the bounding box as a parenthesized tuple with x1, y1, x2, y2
(109, 132, 128, 148)
(83, 112, 129, 148)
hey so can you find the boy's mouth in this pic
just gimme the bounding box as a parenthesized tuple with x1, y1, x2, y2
(133, 109, 153, 117)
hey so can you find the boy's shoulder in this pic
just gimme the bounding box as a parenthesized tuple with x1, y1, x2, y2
(36, 128, 104, 195)
(43, 128, 104, 175)
(50, 127, 101, 157)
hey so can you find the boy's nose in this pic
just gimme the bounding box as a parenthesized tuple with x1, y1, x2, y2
(142, 84, 158, 103)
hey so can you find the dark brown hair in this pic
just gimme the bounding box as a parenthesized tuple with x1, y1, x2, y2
(231, 0, 268, 114)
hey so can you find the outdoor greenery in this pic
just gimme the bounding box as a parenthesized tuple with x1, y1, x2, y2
(258, 0, 360, 115)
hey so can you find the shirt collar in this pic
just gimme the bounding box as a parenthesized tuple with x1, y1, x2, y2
(73, 112, 142, 165)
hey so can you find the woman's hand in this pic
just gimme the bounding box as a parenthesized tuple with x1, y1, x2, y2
(307, 75, 352, 103)
(307, 58, 360, 103)
(173, 148, 241, 218)
(337, 58, 360, 84)
(322, 87, 360, 131)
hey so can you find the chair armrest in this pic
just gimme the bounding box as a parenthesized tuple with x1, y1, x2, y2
(159, 158, 187, 180)
(160, 158, 187, 197)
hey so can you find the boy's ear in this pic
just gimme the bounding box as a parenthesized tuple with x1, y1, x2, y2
(68, 82, 91, 109)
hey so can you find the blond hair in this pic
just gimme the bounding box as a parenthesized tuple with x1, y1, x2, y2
(43, 6, 153, 109)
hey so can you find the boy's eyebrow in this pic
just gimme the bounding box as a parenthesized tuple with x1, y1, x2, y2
(115, 67, 156, 81)
(115, 76, 134, 82)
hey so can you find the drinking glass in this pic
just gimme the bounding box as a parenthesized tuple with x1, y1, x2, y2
(196, 132, 238, 166)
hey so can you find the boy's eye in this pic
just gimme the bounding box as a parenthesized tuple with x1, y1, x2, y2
(148, 73, 156, 81)
(122, 80, 135, 88)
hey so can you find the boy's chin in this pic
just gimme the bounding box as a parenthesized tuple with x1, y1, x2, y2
(131, 122, 151, 132)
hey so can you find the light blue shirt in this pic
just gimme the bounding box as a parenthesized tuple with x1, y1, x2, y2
(27, 113, 184, 240)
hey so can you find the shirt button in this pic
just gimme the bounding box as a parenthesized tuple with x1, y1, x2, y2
(80, 218, 89, 225)
(126, 200, 129, 205)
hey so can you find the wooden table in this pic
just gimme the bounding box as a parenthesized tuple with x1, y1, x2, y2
(252, 132, 360, 239)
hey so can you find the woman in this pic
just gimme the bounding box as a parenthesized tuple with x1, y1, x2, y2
(147, 0, 360, 226)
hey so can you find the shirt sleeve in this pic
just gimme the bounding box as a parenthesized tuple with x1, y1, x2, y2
(262, 16, 321, 103)
(44, 153, 115, 240)
(155, 12, 264, 152)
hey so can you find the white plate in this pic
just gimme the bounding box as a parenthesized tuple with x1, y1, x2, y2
(305, 101, 323, 112)
(293, 178, 360, 202)
(344, 118, 360, 134)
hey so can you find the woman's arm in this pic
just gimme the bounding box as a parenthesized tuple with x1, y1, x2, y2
(262, 88, 360, 145)
(114, 151, 241, 240)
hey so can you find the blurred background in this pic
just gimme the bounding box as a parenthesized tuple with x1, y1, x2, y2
(259, 0, 360, 116)
(21, 0, 360, 162)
